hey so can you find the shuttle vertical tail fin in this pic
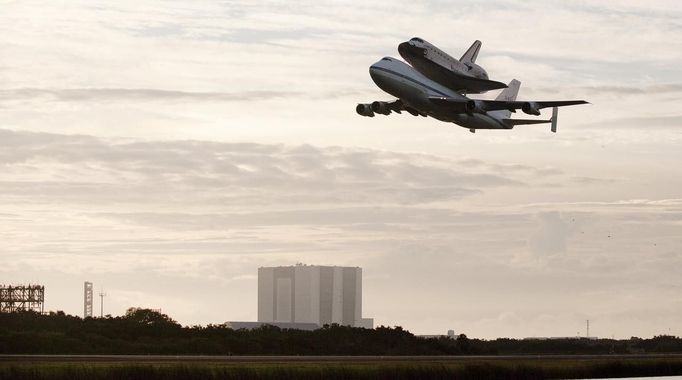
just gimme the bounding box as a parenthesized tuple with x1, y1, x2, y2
(460, 40, 482, 64)
(488, 79, 521, 120)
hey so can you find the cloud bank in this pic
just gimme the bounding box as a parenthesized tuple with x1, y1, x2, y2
(0, 129, 680, 338)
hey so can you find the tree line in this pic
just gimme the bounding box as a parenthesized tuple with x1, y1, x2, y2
(0, 309, 680, 355)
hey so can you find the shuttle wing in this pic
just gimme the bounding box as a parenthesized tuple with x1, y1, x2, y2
(425, 61, 507, 92)
(450, 72, 508, 93)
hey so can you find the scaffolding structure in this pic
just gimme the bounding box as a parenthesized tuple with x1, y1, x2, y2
(0, 285, 45, 313)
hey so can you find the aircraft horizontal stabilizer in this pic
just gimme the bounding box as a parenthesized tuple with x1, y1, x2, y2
(504, 107, 560, 133)
(501, 119, 551, 126)
(481, 100, 588, 112)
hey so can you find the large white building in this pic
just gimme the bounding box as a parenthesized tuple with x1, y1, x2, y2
(258, 265, 373, 328)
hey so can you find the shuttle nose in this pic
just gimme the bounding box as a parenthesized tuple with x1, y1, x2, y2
(398, 42, 410, 56)
(398, 41, 425, 58)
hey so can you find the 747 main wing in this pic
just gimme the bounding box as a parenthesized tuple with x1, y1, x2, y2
(428, 96, 589, 116)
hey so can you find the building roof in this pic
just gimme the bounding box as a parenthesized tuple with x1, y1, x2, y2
(259, 264, 360, 269)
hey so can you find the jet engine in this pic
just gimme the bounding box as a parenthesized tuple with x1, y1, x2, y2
(465, 99, 486, 114)
(522, 102, 541, 116)
(371, 101, 392, 115)
(356, 104, 375, 117)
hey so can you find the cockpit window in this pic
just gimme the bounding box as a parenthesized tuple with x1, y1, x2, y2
(411, 37, 424, 43)
(381, 57, 392, 61)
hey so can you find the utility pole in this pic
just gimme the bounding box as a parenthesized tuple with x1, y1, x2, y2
(99, 290, 107, 318)
(586, 319, 590, 338)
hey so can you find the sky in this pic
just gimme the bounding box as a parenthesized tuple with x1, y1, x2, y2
(1, 0, 681, 339)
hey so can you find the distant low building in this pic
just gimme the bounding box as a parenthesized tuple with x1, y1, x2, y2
(225, 321, 320, 331)
(358, 318, 374, 329)
(418, 329, 457, 339)
(523, 336, 600, 340)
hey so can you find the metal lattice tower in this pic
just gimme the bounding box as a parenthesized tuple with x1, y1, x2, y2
(0, 285, 45, 313)
(84, 282, 93, 318)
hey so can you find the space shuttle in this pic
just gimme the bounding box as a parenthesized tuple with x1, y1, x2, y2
(398, 37, 507, 94)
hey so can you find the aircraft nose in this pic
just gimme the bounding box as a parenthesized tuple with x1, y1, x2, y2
(369, 63, 380, 78)
(369, 62, 383, 82)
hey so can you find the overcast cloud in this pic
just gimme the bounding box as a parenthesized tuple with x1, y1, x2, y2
(0, 0, 681, 338)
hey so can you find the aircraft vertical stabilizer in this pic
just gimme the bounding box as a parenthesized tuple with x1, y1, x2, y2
(459, 40, 482, 64)
(488, 79, 521, 119)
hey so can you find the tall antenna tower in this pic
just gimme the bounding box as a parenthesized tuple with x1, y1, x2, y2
(99, 289, 107, 318)
(84, 282, 93, 318)
(586, 319, 590, 338)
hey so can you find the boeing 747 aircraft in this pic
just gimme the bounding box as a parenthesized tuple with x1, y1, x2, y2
(356, 57, 587, 133)
(398, 38, 506, 94)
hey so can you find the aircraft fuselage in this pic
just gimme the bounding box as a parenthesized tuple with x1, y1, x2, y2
(398, 39, 481, 78)
(369, 57, 511, 130)
(398, 38, 505, 94)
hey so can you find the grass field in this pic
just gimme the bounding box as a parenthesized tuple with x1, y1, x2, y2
(2, 357, 682, 379)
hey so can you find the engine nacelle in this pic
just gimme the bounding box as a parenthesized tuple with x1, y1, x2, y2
(465, 100, 486, 114)
(522, 102, 541, 116)
(371, 101, 392, 115)
(404, 107, 420, 116)
(356, 104, 375, 117)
